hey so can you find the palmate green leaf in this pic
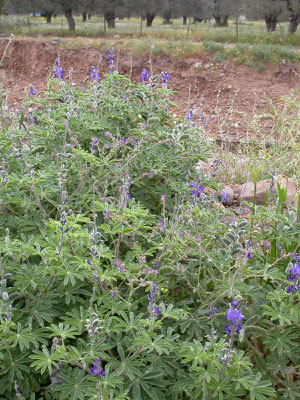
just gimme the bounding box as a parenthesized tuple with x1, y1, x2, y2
(248, 375, 277, 400)
(278, 378, 300, 400)
(61, 306, 90, 333)
(30, 345, 61, 374)
(55, 263, 87, 287)
(53, 368, 91, 400)
(125, 365, 167, 400)
(95, 369, 124, 393)
(59, 282, 91, 305)
(263, 327, 299, 355)
(107, 357, 145, 381)
(21, 295, 59, 327)
(0, 351, 30, 382)
(47, 323, 79, 340)
(262, 302, 293, 326)
(146, 334, 172, 355)
(5, 323, 39, 351)
(210, 379, 243, 400)
(113, 311, 146, 332)
(159, 303, 185, 320)
(265, 353, 290, 376)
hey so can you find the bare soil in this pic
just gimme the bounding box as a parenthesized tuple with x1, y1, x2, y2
(1, 39, 299, 137)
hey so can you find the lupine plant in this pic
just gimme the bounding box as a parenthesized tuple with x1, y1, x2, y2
(0, 53, 299, 400)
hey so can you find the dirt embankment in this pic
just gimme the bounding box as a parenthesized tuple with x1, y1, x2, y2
(1, 39, 299, 137)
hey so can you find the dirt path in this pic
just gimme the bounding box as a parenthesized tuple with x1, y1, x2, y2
(1, 39, 299, 137)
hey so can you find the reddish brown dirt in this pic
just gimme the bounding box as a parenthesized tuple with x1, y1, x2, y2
(1, 39, 299, 137)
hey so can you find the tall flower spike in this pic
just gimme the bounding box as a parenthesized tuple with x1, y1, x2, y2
(29, 84, 37, 96)
(187, 109, 193, 120)
(225, 302, 244, 335)
(54, 58, 64, 79)
(89, 358, 105, 379)
(161, 71, 171, 84)
(91, 66, 101, 82)
(286, 261, 300, 294)
(108, 48, 115, 73)
(140, 69, 149, 83)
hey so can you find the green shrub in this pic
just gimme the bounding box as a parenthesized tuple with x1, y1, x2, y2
(203, 40, 225, 54)
(212, 51, 226, 63)
(0, 60, 299, 400)
(257, 63, 265, 73)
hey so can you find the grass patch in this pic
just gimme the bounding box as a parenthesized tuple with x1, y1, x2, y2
(214, 94, 300, 184)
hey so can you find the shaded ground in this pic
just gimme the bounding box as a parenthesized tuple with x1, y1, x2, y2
(1, 39, 299, 137)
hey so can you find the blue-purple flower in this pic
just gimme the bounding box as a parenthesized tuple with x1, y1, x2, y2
(286, 261, 300, 294)
(14, 382, 22, 399)
(89, 137, 99, 154)
(155, 307, 161, 316)
(187, 110, 193, 120)
(103, 210, 111, 219)
(159, 220, 165, 232)
(221, 191, 228, 203)
(140, 69, 149, 83)
(189, 180, 204, 198)
(206, 305, 218, 317)
(54, 58, 63, 79)
(161, 71, 171, 84)
(89, 358, 105, 379)
(29, 84, 37, 96)
(115, 259, 124, 273)
(91, 66, 101, 82)
(225, 302, 244, 335)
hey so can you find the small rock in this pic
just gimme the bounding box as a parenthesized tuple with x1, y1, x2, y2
(235, 176, 298, 206)
(213, 202, 225, 211)
(218, 186, 235, 206)
(51, 38, 60, 45)
(113, 34, 121, 39)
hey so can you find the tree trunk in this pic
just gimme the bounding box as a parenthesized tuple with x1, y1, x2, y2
(163, 10, 172, 24)
(88, 13, 91, 19)
(45, 11, 53, 24)
(265, 15, 277, 32)
(183, 16, 187, 25)
(146, 13, 155, 27)
(214, 15, 228, 27)
(65, 8, 75, 31)
(222, 16, 228, 27)
(105, 12, 116, 29)
(288, 14, 299, 33)
(82, 12, 87, 22)
(194, 17, 203, 23)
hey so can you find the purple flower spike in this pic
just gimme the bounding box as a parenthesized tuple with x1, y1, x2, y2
(155, 307, 161, 316)
(89, 358, 105, 379)
(225, 303, 244, 335)
(161, 71, 171, 84)
(29, 84, 37, 96)
(140, 69, 149, 83)
(286, 261, 300, 294)
(91, 66, 101, 82)
(159, 220, 165, 232)
(54, 58, 63, 79)
(187, 110, 193, 120)
(206, 305, 218, 317)
(189, 179, 204, 198)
